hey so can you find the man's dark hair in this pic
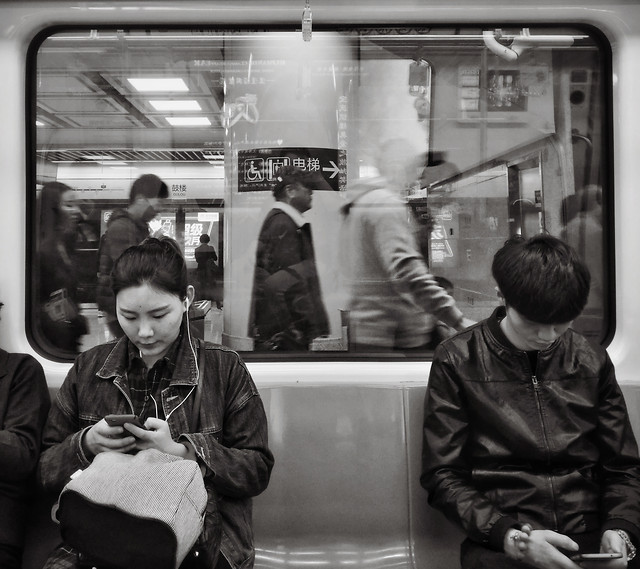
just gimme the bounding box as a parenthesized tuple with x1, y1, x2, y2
(129, 173, 169, 204)
(272, 165, 313, 200)
(491, 234, 591, 324)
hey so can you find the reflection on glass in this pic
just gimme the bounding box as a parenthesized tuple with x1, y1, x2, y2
(36, 182, 89, 356)
(32, 26, 608, 357)
(249, 166, 329, 351)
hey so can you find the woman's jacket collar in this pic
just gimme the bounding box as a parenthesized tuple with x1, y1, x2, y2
(95, 333, 200, 386)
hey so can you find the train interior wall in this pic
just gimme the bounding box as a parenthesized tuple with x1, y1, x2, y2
(3, 4, 638, 568)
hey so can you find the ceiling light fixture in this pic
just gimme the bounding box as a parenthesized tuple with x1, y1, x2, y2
(128, 78, 189, 92)
(81, 154, 115, 160)
(165, 116, 211, 126)
(150, 100, 201, 111)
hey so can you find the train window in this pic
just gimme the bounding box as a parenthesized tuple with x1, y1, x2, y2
(28, 25, 611, 360)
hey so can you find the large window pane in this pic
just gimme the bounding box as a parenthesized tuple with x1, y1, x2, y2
(29, 26, 610, 359)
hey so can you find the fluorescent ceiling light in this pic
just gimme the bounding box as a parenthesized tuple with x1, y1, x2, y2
(82, 154, 115, 160)
(149, 100, 201, 111)
(99, 161, 128, 166)
(36, 120, 45, 127)
(128, 78, 189, 92)
(165, 116, 211, 126)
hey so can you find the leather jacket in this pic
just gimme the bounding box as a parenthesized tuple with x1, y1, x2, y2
(0, 350, 50, 548)
(421, 307, 640, 551)
(38, 336, 274, 568)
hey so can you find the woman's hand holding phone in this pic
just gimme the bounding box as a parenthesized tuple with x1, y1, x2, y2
(126, 417, 193, 460)
(83, 416, 138, 457)
(104, 414, 147, 431)
(85, 415, 197, 463)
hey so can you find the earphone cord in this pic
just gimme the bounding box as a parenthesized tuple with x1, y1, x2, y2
(165, 301, 199, 422)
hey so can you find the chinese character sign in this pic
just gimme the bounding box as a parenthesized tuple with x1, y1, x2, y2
(238, 147, 344, 192)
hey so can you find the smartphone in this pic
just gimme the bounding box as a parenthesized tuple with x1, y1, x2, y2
(571, 553, 623, 562)
(104, 414, 147, 430)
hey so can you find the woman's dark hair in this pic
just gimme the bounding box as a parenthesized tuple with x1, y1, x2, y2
(39, 181, 72, 241)
(491, 234, 591, 324)
(111, 237, 188, 300)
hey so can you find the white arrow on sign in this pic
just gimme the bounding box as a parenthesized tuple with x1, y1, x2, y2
(322, 161, 340, 179)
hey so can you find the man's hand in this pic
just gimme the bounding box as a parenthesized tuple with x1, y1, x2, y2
(504, 524, 582, 569)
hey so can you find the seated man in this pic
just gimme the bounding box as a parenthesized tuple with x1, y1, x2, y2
(0, 302, 51, 569)
(421, 234, 640, 569)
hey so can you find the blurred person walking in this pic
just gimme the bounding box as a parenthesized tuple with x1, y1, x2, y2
(96, 174, 169, 339)
(340, 139, 473, 351)
(37, 181, 88, 354)
(249, 166, 329, 351)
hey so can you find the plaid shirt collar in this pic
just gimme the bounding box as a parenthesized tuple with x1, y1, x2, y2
(97, 325, 200, 387)
(124, 330, 183, 419)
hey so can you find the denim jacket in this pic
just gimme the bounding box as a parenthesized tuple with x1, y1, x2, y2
(38, 336, 274, 569)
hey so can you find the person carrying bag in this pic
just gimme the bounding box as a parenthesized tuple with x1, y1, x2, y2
(51, 347, 210, 569)
(38, 237, 274, 569)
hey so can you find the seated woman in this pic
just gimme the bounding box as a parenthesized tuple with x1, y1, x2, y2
(422, 235, 640, 569)
(38, 237, 274, 569)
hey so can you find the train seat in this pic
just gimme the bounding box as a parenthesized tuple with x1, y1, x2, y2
(252, 383, 464, 569)
(22, 383, 465, 569)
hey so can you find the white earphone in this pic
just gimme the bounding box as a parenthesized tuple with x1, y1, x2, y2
(165, 293, 199, 422)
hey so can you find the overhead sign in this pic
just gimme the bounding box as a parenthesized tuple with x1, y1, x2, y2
(238, 147, 345, 192)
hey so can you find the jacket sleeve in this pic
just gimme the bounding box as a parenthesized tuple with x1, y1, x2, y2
(368, 194, 464, 330)
(0, 355, 50, 482)
(37, 359, 93, 494)
(421, 345, 519, 549)
(596, 354, 640, 545)
(181, 353, 274, 499)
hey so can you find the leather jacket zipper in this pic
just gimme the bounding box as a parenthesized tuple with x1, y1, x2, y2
(531, 372, 560, 530)
(530, 375, 548, 449)
(531, 374, 550, 456)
